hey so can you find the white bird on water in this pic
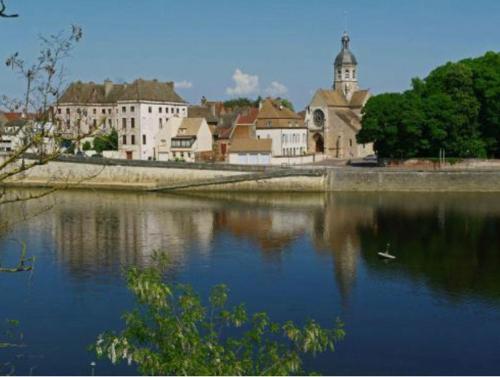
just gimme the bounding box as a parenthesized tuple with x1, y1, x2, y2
(378, 243, 396, 260)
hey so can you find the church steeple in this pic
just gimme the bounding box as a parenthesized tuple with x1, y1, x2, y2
(333, 31, 359, 100)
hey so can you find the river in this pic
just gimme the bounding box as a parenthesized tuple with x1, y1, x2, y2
(1, 190, 500, 375)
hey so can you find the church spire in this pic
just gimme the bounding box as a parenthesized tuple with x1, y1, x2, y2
(333, 31, 359, 100)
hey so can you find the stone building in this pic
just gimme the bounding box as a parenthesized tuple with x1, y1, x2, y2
(56, 79, 187, 160)
(305, 32, 374, 159)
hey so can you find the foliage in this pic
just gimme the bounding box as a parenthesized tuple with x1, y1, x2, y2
(94, 253, 345, 375)
(1, 319, 24, 375)
(82, 141, 92, 151)
(276, 97, 295, 112)
(93, 129, 118, 153)
(358, 51, 500, 158)
(223, 97, 255, 109)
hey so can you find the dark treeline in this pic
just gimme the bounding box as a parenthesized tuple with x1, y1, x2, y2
(358, 51, 500, 158)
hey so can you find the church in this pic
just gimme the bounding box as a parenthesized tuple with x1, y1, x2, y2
(305, 32, 374, 159)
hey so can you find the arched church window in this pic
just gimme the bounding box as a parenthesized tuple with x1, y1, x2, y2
(353, 70, 356, 79)
(337, 70, 341, 79)
(345, 69, 350, 79)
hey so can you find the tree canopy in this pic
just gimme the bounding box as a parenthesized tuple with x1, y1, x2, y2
(357, 51, 500, 158)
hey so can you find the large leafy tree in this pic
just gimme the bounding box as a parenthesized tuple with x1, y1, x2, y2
(358, 51, 500, 158)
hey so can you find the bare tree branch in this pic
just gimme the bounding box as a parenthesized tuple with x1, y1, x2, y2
(0, 0, 18, 18)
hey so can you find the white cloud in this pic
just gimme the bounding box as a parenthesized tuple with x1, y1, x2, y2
(226, 69, 259, 96)
(174, 80, 193, 89)
(265, 81, 288, 97)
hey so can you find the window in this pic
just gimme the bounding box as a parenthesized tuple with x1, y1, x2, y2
(349, 139, 353, 147)
(166, 107, 169, 114)
(337, 69, 341, 79)
(66, 108, 70, 115)
(57, 108, 62, 114)
(148, 106, 152, 113)
(93, 119, 97, 128)
(159, 118, 163, 129)
(159, 107, 162, 113)
(102, 109, 106, 115)
(130, 106, 135, 112)
(122, 106, 126, 113)
(176, 108, 179, 114)
(142, 134, 146, 145)
(131, 117, 135, 128)
(353, 70, 356, 79)
(131, 135, 135, 145)
(122, 118, 127, 129)
(345, 69, 350, 79)
(93, 108, 97, 115)
(108, 119, 112, 127)
(108, 109, 112, 114)
(122, 135, 127, 145)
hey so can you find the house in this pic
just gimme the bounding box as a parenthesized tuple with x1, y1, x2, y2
(56, 79, 188, 160)
(157, 117, 213, 162)
(305, 32, 374, 159)
(228, 138, 272, 165)
(255, 98, 308, 157)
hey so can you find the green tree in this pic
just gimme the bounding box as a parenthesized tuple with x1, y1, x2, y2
(82, 141, 92, 151)
(223, 97, 254, 109)
(277, 98, 295, 112)
(94, 253, 345, 375)
(93, 129, 118, 153)
(358, 51, 499, 158)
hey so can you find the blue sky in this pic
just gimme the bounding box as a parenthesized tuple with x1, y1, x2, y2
(0, 0, 499, 109)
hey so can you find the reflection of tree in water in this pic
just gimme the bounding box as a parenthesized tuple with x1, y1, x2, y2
(358, 203, 500, 302)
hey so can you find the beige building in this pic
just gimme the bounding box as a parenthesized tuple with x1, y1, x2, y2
(305, 32, 374, 159)
(157, 117, 213, 162)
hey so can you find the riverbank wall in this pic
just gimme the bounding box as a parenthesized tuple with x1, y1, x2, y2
(4, 157, 500, 192)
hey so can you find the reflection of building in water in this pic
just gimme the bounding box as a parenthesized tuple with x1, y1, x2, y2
(214, 208, 312, 261)
(311, 195, 375, 303)
(51, 192, 216, 276)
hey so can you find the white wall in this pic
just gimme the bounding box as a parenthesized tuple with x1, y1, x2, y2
(256, 128, 308, 157)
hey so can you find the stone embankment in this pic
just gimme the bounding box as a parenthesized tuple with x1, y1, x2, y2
(4, 156, 500, 192)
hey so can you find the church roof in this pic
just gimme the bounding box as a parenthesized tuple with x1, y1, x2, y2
(316, 89, 349, 107)
(315, 89, 370, 109)
(349, 90, 370, 107)
(333, 109, 361, 132)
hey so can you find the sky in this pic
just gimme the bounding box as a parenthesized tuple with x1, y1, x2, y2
(0, 0, 499, 109)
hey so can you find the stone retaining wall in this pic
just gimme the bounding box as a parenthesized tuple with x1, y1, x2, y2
(327, 169, 500, 192)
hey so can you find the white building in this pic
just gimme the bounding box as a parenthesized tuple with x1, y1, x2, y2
(56, 79, 188, 160)
(255, 98, 308, 157)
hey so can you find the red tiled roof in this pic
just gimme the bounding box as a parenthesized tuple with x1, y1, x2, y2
(3, 112, 24, 121)
(236, 108, 259, 125)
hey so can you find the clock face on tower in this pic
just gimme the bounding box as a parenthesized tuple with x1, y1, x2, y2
(313, 109, 325, 128)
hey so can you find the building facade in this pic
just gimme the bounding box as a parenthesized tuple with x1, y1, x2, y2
(56, 79, 188, 160)
(305, 32, 374, 159)
(255, 99, 308, 157)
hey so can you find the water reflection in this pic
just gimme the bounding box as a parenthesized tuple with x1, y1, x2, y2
(4, 190, 500, 303)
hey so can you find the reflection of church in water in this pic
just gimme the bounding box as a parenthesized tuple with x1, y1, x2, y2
(305, 32, 374, 159)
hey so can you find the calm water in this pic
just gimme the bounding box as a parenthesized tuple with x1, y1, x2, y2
(1, 190, 500, 375)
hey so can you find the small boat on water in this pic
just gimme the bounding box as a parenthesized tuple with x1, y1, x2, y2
(378, 243, 396, 260)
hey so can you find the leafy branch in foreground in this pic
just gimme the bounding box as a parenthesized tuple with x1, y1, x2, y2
(94, 253, 345, 375)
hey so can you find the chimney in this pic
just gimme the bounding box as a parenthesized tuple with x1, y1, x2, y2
(104, 79, 113, 97)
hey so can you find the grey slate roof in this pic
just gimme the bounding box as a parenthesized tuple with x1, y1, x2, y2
(59, 79, 186, 104)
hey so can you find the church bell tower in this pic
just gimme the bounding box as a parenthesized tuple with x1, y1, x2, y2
(333, 32, 359, 100)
